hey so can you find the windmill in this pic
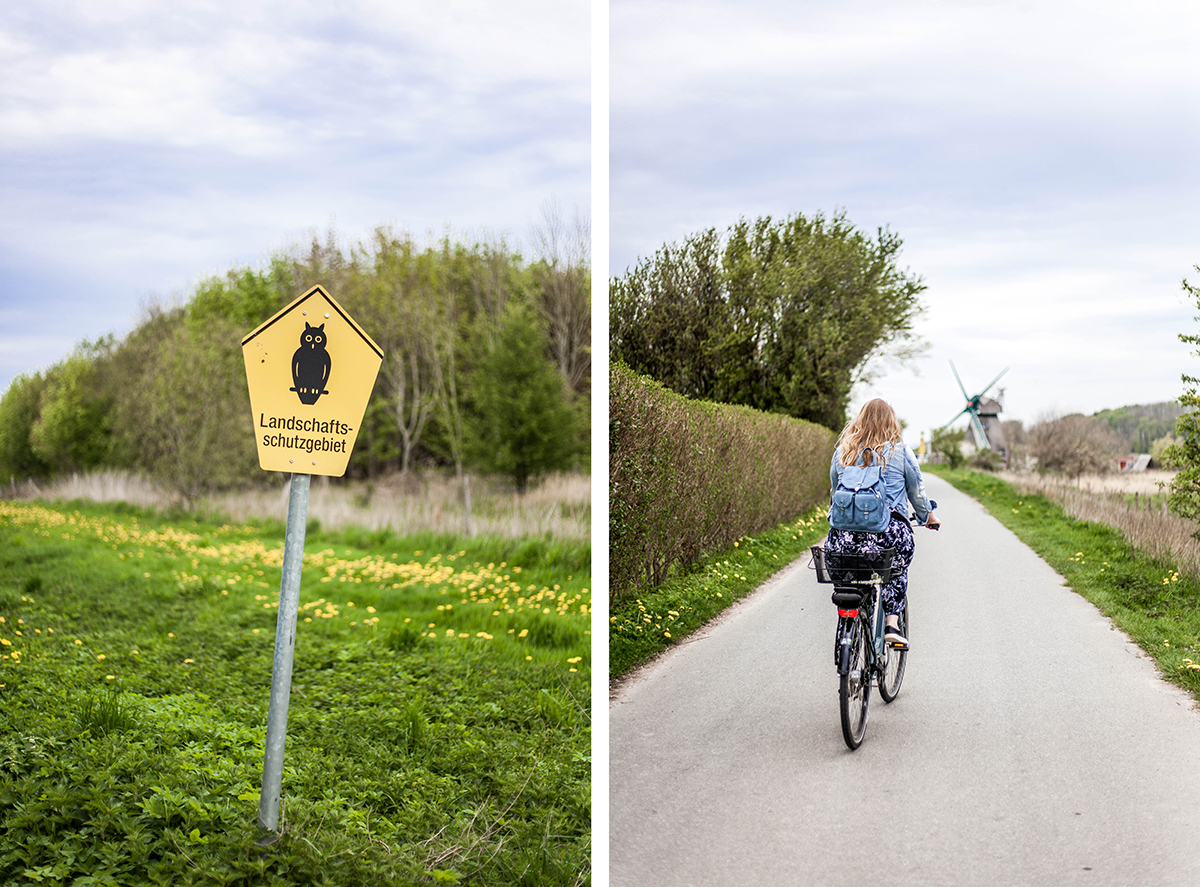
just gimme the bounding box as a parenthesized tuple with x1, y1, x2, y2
(941, 362, 1009, 455)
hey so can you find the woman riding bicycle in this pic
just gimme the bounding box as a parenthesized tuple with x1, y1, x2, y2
(824, 398, 940, 650)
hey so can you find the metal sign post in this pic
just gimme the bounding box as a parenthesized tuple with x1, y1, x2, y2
(241, 285, 382, 838)
(257, 472, 310, 833)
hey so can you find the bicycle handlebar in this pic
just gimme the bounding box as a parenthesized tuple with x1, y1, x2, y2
(909, 499, 939, 530)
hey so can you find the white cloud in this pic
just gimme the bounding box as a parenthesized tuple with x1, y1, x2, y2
(0, 0, 589, 391)
(612, 0, 1200, 444)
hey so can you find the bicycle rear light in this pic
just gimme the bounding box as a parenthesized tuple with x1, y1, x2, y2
(837, 608, 859, 617)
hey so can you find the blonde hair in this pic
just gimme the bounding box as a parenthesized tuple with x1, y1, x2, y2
(837, 399, 903, 467)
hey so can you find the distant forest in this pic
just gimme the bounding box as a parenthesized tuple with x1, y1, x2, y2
(1092, 402, 1183, 454)
(997, 400, 1185, 474)
(0, 221, 589, 501)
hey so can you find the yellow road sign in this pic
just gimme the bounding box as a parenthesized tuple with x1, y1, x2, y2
(242, 285, 383, 477)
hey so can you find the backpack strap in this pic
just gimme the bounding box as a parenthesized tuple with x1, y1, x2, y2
(856, 443, 899, 476)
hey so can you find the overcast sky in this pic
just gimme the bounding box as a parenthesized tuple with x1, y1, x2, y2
(611, 0, 1200, 443)
(0, 0, 589, 394)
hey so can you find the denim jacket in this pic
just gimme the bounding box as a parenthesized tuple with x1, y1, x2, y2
(830, 442, 934, 526)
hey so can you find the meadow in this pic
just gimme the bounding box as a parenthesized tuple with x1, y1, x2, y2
(0, 496, 590, 886)
(991, 468, 1200, 583)
(29, 470, 591, 543)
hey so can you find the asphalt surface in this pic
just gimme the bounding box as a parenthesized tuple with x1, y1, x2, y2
(609, 474, 1200, 886)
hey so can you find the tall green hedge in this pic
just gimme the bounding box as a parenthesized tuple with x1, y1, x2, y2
(610, 363, 835, 601)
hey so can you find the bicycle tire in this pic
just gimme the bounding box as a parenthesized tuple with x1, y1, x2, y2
(839, 617, 870, 749)
(878, 603, 908, 703)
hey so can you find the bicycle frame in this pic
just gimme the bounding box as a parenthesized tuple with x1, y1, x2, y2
(836, 579, 885, 677)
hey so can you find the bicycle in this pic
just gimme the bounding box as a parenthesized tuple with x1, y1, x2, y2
(809, 545, 908, 750)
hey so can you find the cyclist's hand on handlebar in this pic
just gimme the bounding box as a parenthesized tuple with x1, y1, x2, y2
(924, 513, 941, 531)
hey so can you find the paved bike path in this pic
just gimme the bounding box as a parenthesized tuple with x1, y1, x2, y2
(609, 474, 1200, 886)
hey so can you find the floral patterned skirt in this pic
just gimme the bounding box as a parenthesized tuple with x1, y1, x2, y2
(824, 514, 914, 616)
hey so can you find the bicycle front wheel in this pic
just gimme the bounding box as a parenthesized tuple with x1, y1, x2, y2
(839, 617, 870, 749)
(879, 603, 908, 703)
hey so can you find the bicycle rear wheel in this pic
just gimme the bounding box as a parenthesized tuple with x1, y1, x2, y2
(878, 603, 908, 703)
(839, 617, 870, 749)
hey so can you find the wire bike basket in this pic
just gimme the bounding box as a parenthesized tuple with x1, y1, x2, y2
(809, 546, 896, 586)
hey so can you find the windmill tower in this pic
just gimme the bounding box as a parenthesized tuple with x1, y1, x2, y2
(941, 362, 1009, 456)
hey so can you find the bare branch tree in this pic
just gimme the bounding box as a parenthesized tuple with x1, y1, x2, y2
(1029, 413, 1125, 479)
(529, 200, 591, 397)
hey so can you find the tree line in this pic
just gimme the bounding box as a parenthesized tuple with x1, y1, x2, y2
(0, 222, 589, 502)
(610, 211, 927, 431)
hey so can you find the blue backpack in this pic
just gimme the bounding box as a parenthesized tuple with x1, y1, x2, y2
(829, 445, 894, 533)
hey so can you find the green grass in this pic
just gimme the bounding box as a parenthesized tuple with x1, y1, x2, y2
(610, 507, 830, 680)
(0, 498, 590, 886)
(929, 466, 1200, 701)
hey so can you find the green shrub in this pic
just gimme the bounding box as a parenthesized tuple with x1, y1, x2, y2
(931, 427, 966, 469)
(610, 362, 834, 601)
(970, 449, 1003, 471)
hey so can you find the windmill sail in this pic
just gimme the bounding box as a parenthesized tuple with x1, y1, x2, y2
(940, 362, 1009, 455)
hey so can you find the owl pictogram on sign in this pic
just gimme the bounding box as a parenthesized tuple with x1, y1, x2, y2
(291, 322, 331, 405)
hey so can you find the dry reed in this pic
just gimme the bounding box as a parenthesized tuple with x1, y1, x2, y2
(27, 470, 165, 508)
(24, 470, 590, 542)
(999, 469, 1200, 582)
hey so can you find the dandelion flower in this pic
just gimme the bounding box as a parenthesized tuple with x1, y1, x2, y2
(74, 639, 82, 645)
(184, 658, 194, 664)
(105, 675, 115, 680)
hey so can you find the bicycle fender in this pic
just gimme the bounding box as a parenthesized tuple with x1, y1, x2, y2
(838, 619, 859, 675)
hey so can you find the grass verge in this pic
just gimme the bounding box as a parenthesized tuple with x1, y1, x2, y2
(929, 466, 1200, 702)
(0, 498, 590, 886)
(609, 507, 829, 681)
